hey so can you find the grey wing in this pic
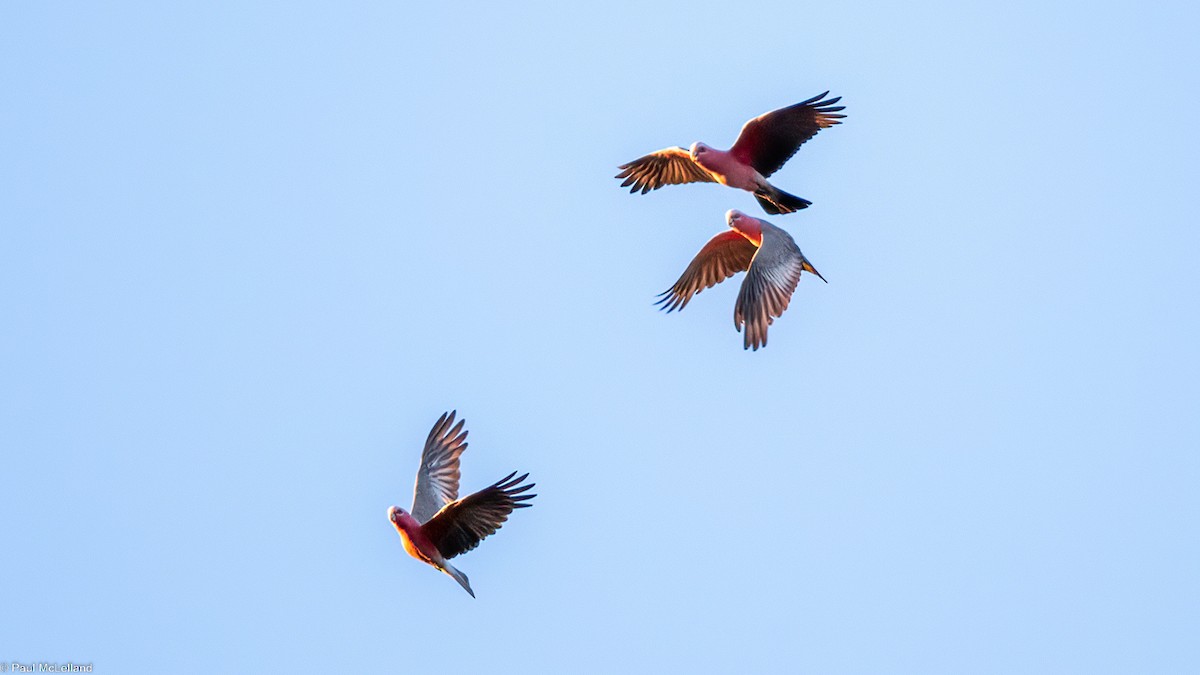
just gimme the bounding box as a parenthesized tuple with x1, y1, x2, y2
(656, 230, 758, 313)
(411, 411, 469, 524)
(615, 147, 717, 194)
(734, 227, 824, 351)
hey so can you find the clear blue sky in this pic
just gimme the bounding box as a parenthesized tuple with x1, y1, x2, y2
(3, 1, 1198, 673)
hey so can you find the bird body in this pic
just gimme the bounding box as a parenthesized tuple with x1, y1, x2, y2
(689, 142, 768, 192)
(657, 210, 826, 350)
(390, 508, 439, 566)
(617, 92, 846, 214)
(388, 411, 535, 597)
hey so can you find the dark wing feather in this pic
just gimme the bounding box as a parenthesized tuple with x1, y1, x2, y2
(422, 472, 536, 560)
(615, 147, 717, 194)
(729, 92, 846, 178)
(411, 411, 469, 524)
(656, 230, 758, 313)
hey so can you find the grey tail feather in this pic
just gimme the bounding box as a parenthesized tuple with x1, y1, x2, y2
(443, 562, 475, 598)
(754, 185, 811, 215)
(802, 258, 828, 283)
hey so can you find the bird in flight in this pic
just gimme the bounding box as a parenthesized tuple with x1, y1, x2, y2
(657, 209, 827, 350)
(616, 92, 846, 215)
(388, 411, 536, 597)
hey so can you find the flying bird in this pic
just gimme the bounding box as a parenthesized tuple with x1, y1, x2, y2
(616, 92, 846, 215)
(388, 411, 535, 598)
(657, 209, 826, 350)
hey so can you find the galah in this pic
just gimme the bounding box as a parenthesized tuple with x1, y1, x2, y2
(616, 92, 846, 215)
(388, 411, 535, 598)
(657, 209, 827, 351)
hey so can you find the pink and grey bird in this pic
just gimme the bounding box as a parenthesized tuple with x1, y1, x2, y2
(657, 209, 826, 351)
(616, 92, 846, 215)
(388, 411, 535, 597)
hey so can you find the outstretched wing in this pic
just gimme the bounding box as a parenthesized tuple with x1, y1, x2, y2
(411, 411, 469, 524)
(615, 147, 717, 194)
(734, 227, 825, 351)
(729, 92, 846, 178)
(422, 472, 536, 560)
(656, 230, 758, 313)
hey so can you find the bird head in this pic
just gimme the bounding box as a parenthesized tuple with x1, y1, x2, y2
(689, 142, 710, 160)
(727, 209, 763, 241)
(388, 506, 409, 525)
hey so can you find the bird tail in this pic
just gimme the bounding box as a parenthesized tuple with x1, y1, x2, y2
(754, 184, 811, 215)
(441, 562, 475, 598)
(801, 258, 828, 283)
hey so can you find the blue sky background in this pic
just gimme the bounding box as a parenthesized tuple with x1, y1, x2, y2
(3, 1, 1198, 672)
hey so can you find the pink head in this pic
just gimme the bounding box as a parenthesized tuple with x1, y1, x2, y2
(726, 209, 763, 240)
(388, 505, 415, 531)
(689, 142, 711, 161)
